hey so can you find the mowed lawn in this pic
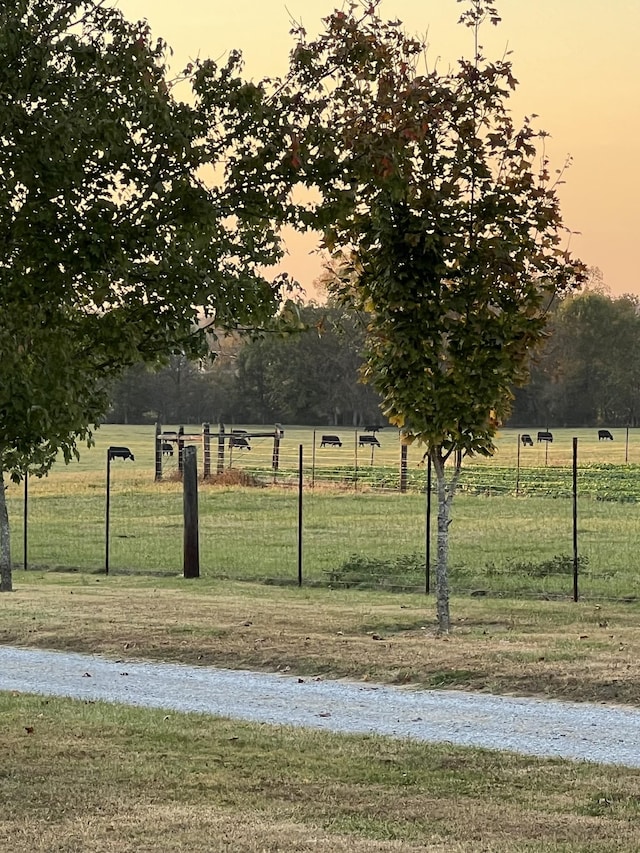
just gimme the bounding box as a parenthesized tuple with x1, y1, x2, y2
(3, 577, 640, 851)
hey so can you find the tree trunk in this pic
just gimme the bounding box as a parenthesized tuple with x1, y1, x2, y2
(431, 448, 463, 634)
(0, 471, 13, 592)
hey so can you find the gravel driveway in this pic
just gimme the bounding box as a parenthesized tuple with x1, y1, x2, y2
(2, 645, 639, 768)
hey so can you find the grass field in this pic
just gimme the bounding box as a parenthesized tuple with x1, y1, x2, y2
(3, 577, 640, 850)
(3, 689, 640, 852)
(4, 426, 640, 849)
(4, 424, 640, 599)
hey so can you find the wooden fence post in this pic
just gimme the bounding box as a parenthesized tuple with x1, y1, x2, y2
(183, 446, 200, 579)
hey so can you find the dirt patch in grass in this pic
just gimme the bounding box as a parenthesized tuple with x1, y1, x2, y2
(3, 577, 640, 706)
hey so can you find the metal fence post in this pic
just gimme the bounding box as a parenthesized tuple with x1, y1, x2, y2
(105, 451, 112, 575)
(23, 473, 28, 571)
(298, 444, 303, 587)
(426, 455, 432, 594)
(573, 436, 579, 602)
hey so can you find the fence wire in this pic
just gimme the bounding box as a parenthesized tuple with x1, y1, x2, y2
(6, 426, 640, 601)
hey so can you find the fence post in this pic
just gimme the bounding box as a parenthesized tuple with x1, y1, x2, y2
(311, 430, 316, 489)
(183, 446, 200, 579)
(105, 451, 112, 575)
(425, 454, 432, 594)
(178, 426, 185, 474)
(154, 422, 163, 481)
(354, 432, 358, 490)
(400, 444, 408, 493)
(272, 428, 281, 477)
(626, 425, 630, 463)
(203, 422, 211, 479)
(516, 434, 521, 496)
(298, 444, 303, 587)
(217, 423, 225, 474)
(572, 436, 579, 602)
(23, 473, 28, 571)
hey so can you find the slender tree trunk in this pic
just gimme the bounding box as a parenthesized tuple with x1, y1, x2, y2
(0, 471, 13, 592)
(431, 448, 463, 634)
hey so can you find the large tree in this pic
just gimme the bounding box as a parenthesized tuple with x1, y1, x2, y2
(0, 1, 291, 590)
(544, 291, 640, 427)
(280, 0, 585, 631)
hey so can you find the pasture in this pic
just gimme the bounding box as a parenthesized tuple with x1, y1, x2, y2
(4, 423, 640, 850)
(5, 424, 640, 599)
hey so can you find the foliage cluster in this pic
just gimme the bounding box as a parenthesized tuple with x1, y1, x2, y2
(327, 552, 425, 589)
(106, 304, 383, 427)
(484, 553, 588, 579)
(108, 288, 640, 429)
(0, 1, 290, 484)
(513, 287, 640, 427)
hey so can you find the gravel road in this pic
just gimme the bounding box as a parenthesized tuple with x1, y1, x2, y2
(2, 645, 639, 768)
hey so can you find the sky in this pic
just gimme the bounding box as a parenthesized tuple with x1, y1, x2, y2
(117, 0, 640, 297)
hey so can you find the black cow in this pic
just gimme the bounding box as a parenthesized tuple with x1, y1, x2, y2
(229, 435, 251, 450)
(598, 429, 614, 441)
(359, 435, 380, 447)
(364, 425, 384, 434)
(537, 431, 553, 443)
(108, 446, 135, 461)
(320, 435, 342, 447)
(161, 442, 174, 456)
(521, 434, 534, 446)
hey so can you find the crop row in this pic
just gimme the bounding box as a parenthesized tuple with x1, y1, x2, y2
(239, 461, 640, 502)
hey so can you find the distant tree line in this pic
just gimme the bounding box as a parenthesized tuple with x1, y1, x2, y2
(106, 303, 384, 427)
(511, 287, 640, 428)
(106, 288, 640, 429)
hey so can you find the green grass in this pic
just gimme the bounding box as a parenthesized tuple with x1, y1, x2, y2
(8, 483, 640, 598)
(3, 690, 640, 851)
(5, 424, 640, 599)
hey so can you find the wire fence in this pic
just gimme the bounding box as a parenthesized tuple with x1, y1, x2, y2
(6, 425, 640, 602)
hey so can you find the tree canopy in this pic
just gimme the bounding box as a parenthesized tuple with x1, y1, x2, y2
(277, 0, 586, 631)
(0, 0, 293, 589)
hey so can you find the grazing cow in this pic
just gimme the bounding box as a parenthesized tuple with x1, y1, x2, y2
(229, 435, 251, 450)
(521, 434, 534, 446)
(364, 425, 384, 434)
(161, 442, 174, 456)
(320, 435, 342, 447)
(359, 435, 380, 447)
(537, 431, 553, 443)
(108, 446, 135, 461)
(598, 429, 614, 441)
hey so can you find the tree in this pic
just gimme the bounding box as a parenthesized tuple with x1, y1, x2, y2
(282, 0, 585, 630)
(230, 303, 382, 425)
(541, 291, 640, 427)
(0, 1, 292, 590)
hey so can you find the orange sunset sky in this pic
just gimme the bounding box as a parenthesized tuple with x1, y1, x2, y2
(117, 0, 640, 297)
